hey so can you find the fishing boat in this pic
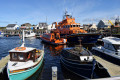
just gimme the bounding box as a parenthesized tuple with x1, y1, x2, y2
(60, 43, 110, 79)
(24, 30, 36, 38)
(51, 10, 100, 44)
(7, 30, 44, 80)
(92, 37, 120, 65)
(40, 31, 67, 45)
(0, 31, 4, 37)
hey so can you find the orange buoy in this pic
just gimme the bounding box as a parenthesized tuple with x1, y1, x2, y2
(15, 47, 26, 51)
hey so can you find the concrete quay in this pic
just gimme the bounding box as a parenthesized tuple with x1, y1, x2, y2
(93, 55, 120, 77)
(0, 55, 10, 73)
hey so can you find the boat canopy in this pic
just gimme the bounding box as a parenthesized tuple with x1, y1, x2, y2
(102, 37, 120, 45)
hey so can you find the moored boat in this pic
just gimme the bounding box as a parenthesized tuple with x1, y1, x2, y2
(7, 30, 44, 80)
(0, 31, 4, 37)
(60, 45, 110, 79)
(92, 37, 120, 65)
(24, 30, 36, 38)
(51, 10, 100, 44)
(40, 32, 67, 45)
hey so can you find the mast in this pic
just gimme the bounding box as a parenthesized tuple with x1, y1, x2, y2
(21, 30, 25, 47)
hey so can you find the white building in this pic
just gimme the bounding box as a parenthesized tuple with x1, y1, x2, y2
(6, 24, 19, 30)
(97, 20, 115, 28)
(35, 23, 48, 29)
(89, 24, 97, 30)
(47, 24, 56, 33)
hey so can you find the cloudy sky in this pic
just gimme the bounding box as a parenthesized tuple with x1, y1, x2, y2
(0, 0, 120, 26)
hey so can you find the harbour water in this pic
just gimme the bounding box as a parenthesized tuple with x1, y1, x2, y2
(0, 36, 115, 80)
(0, 36, 86, 80)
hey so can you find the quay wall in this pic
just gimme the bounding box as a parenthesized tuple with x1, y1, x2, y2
(2, 29, 48, 36)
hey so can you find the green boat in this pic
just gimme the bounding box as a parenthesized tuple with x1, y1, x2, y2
(7, 30, 44, 80)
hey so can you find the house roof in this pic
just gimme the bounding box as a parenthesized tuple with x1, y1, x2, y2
(6, 24, 17, 27)
(21, 23, 31, 26)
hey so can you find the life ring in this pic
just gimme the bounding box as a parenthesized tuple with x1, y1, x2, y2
(15, 47, 26, 51)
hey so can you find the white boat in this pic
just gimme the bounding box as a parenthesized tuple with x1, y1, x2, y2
(0, 31, 4, 37)
(24, 30, 36, 38)
(92, 37, 120, 65)
(7, 30, 44, 80)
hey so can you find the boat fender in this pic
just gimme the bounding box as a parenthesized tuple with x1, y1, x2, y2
(63, 39, 66, 43)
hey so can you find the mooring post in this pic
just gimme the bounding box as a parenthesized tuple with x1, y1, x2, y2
(52, 66, 57, 80)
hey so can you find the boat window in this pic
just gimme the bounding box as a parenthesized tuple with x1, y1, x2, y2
(73, 25, 75, 27)
(63, 26, 65, 28)
(68, 25, 70, 28)
(70, 25, 72, 27)
(104, 43, 115, 51)
(19, 54, 24, 60)
(12, 53, 17, 60)
(113, 45, 120, 50)
(77, 25, 78, 27)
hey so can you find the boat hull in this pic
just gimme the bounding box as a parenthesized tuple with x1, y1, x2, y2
(92, 47, 120, 65)
(61, 33, 100, 44)
(7, 56, 44, 80)
(40, 37, 65, 45)
(60, 55, 94, 79)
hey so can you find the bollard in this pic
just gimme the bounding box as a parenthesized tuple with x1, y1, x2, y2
(52, 66, 57, 80)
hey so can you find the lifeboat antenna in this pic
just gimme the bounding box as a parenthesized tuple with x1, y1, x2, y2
(21, 30, 25, 47)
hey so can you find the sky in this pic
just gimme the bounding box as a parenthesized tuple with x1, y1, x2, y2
(0, 0, 120, 26)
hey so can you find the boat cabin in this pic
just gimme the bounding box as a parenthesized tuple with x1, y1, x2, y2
(43, 33, 60, 41)
(52, 11, 87, 34)
(9, 47, 40, 62)
(102, 37, 120, 55)
(61, 47, 93, 62)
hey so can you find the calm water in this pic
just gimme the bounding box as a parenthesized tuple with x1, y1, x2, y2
(0, 36, 87, 80)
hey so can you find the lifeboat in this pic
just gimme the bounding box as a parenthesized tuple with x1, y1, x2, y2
(51, 11, 100, 44)
(40, 32, 67, 45)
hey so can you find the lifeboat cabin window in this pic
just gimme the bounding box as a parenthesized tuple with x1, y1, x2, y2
(70, 25, 72, 27)
(73, 25, 75, 27)
(68, 25, 70, 28)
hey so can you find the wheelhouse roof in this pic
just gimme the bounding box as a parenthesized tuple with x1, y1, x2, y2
(102, 37, 120, 45)
(9, 47, 36, 53)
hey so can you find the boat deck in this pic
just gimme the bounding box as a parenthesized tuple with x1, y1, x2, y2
(93, 55, 120, 76)
(0, 55, 10, 73)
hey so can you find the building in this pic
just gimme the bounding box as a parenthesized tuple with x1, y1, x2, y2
(35, 22, 48, 29)
(6, 24, 19, 30)
(83, 24, 92, 31)
(89, 24, 97, 30)
(97, 20, 115, 29)
(47, 24, 56, 33)
(21, 23, 31, 29)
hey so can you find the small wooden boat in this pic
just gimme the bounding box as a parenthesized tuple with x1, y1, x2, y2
(40, 32, 67, 45)
(60, 45, 110, 79)
(7, 30, 44, 80)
